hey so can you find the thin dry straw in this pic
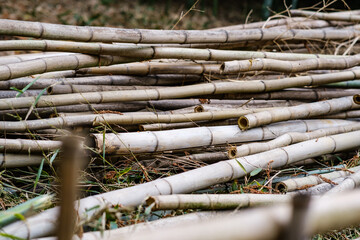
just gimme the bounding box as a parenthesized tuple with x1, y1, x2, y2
(221, 55, 360, 74)
(0, 53, 137, 81)
(91, 120, 351, 154)
(0, 40, 348, 61)
(290, 9, 360, 22)
(238, 96, 359, 130)
(1, 69, 360, 110)
(4, 130, 360, 239)
(0, 19, 359, 43)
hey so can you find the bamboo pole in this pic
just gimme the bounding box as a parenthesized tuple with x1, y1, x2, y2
(1, 69, 360, 111)
(0, 53, 138, 82)
(221, 55, 360, 74)
(0, 19, 359, 43)
(0, 153, 45, 168)
(229, 123, 360, 158)
(0, 40, 349, 62)
(293, 177, 345, 195)
(92, 119, 352, 154)
(0, 139, 62, 153)
(290, 9, 360, 22)
(0, 90, 45, 98)
(275, 166, 360, 192)
(316, 109, 360, 119)
(3, 130, 360, 239)
(325, 169, 360, 194)
(0, 52, 75, 65)
(238, 96, 359, 130)
(146, 194, 291, 210)
(322, 80, 360, 88)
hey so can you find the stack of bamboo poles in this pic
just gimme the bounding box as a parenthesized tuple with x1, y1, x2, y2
(1, 9, 360, 240)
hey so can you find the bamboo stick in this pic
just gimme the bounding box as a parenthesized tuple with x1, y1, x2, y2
(139, 119, 238, 131)
(0, 153, 45, 168)
(0, 52, 75, 65)
(229, 123, 360, 158)
(1, 69, 360, 111)
(0, 53, 137, 81)
(0, 90, 45, 98)
(3, 130, 360, 239)
(221, 55, 360, 74)
(0, 19, 359, 43)
(290, 9, 360, 22)
(92, 119, 352, 154)
(146, 194, 291, 210)
(0, 139, 62, 153)
(316, 109, 360, 119)
(325, 169, 360, 194)
(0, 40, 349, 62)
(275, 166, 360, 192)
(238, 96, 359, 130)
(322, 80, 360, 88)
(293, 177, 345, 195)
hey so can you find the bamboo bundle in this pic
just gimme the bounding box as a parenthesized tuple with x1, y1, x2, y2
(146, 194, 291, 210)
(229, 123, 360, 158)
(221, 55, 360, 74)
(1, 69, 360, 111)
(238, 96, 359, 130)
(290, 9, 360, 22)
(0, 53, 137, 82)
(0, 138, 62, 152)
(0, 19, 359, 43)
(0, 153, 45, 168)
(3, 130, 360, 239)
(325, 169, 360, 194)
(92, 119, 351, 154)
(275, 166, 360, 192)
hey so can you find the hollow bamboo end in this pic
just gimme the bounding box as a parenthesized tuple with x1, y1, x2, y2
(145, 196, 157, 210)
(227, 146, 238, 159)
(47, 86, 53, 95)
(275, 182, 288, 193)
(194, 105, 204, 113)
(354, 94, 360, 105)
(238, 116, 249, 131)
(220, 63, 226, 74)
(139, 125, 145, 131)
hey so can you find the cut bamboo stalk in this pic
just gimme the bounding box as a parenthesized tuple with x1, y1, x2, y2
(0, 19, 359, 43)
(238, 96, 359, 130)
(275, 166, 360, 192)
(0, 139, 62, 153)
(325, 169, 360, 194)
(0, 40, 349, 61)
(3, 130, 360, 239)
(322, 80, 360, 88)
(146, 194, 291, 210)
(293, 177, 345, 195)
(92, 119, 352, 154)
(214, 89, 359, 101)
(221, 55, 360, 74)
(290, 9, 360, 22)
(185, 152, 229, 163)
(1, 69, 360, 111)
(0, 90, 46, 98)
(77, 62, 221, 75)
(229, 123, 360, 158)
(316, 109, 360, 119)
(0, 53, 137, 81)
(0, 52, 75, 65)
(0, 153, 45, 168)
(0, 74, 202, 90)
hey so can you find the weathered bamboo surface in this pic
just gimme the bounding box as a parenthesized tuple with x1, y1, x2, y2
(0, 153, 44, 168)
(290, 9, 360, 22)
(326, 169, 360, 194)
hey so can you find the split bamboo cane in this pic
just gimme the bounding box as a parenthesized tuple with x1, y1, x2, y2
(3, 130, 360, 239)
(91, 119, 352, 154)
(275, 166, 360, 192)
(290, 9, 360, 22)
(146, 194, 291, 210)
(238, 96, 359, 130)
(229, 123, 360, 158)
(1, 69, 360, 111)
(0, 19, 359, 43)
(325, 169, 360, 194)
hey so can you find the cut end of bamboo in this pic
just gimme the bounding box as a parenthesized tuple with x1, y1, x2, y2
(354, 94, 360, 105)
(227, 146, 238, 159)
(47, 86, 54, 95)
(194, 105, 204, 113)
(275, 182, 288, 193)
(219, 63, 226, 74)
(238, 116, 250, 130)
(139, 125, 145, 131)
(145, 196, 157, 209)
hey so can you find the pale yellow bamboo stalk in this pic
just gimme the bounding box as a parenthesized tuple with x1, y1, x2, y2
(229, 123, 360, 158)
(325, 169, 360, 194)
(0, 153, 44, 168)
(221, 55, 360, 74)
(290, 9, 360, 22)
(146, 194, 291, 210)
(275, 166, 360, 192)
(1, 69, 360, 111)
(0, 19, 359, 43)
(0, 53, 136, 81)
(3, 130, 360, 239)
(0, 138, 62, 152)
(0, 52, 75, 65)
(238, 96, 359, 130)
(0, 40, 348, 61)
(92, 119, 351, 154)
